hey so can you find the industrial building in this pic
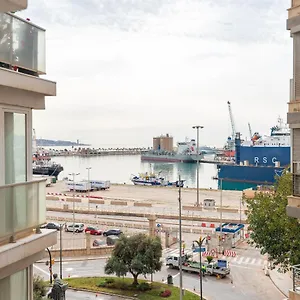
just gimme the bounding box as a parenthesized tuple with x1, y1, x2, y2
(153, 134, 174, 152)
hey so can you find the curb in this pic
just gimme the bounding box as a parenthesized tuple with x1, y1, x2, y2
(66, 281, 206, 299)
(267, 268, 289, 298)
(68, 287, 136, 299)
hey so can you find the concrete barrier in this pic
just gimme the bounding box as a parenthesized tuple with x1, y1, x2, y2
(66, 197, 82, 203)
(134, 202, 152, 207)
(46, 196, 60, 201)
(183, 205, 202, 211)
(110, 200, 127, 206)
(89, 199, 105, 204)
(50, 246, 114, 258)
(216, 208, 239, 213)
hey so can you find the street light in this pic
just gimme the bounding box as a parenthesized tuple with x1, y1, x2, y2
(192, 237, 206, 300)
(69, 172, 80, 234)
(59, 222, 66, 279)
(192, 125, 204, 207)
(86, 167, 92, 211)
(178, 174, 183, 300)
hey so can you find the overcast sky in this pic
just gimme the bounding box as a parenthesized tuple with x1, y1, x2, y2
(19, 0, 291, 147)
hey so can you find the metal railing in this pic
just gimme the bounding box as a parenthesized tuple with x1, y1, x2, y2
(0, 179, 46, 242)
(0, 12, 46, 74)
(292, 264, 300, 292)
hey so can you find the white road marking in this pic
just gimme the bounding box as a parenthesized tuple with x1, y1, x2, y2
(33, 264, 49, 276)
(236, 257, 244, 264)
(244, 257, 251, 264)
(250, 258, 256, 264)
(65, 268, 73, 271)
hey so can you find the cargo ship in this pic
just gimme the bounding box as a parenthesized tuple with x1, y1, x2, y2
(217, 118, 290, 190)
(141, 134, 204, 163)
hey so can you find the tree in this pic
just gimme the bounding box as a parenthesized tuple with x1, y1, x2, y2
(105, 233, 162, 285)
(245, 171, 300, 271)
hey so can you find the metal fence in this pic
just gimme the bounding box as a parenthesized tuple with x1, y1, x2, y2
(292, 264, 300, 292)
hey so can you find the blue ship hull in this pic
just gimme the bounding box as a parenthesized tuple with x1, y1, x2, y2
(217, 164, 286, 191)
(239, 146, 290, 167)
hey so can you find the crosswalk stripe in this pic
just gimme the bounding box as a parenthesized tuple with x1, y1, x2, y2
(244, 257, 251, 264)
(250, 258, 256, 264)
(255, 259, 262, 266)
(236, 257, 244, 264)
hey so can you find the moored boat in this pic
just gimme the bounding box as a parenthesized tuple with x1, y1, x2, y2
(130, 172, 184, 187)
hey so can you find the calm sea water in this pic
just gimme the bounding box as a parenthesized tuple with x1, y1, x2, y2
(51, 153, 218, 189)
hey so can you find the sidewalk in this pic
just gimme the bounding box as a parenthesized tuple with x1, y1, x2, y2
(268, 266, 292, 297)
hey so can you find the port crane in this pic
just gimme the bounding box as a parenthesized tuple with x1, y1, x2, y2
(227, 101, 236, 140)
(248, 123, 253, 139)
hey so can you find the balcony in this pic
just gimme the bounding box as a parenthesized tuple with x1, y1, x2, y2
(0, 12, 45, 75)
(0, 0, 27, 12)
(0, 179, 46, 244)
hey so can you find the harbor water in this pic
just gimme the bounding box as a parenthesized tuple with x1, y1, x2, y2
(52, 154, 218, 189)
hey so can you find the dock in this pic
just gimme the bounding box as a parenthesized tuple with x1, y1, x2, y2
(200, 159, 234, 165)
(48, 147, 149, 157)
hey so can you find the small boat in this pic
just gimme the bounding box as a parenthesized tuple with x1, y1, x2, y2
(130, 172, 184, 187)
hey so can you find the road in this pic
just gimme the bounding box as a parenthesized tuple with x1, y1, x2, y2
(34, 242, 283, 300)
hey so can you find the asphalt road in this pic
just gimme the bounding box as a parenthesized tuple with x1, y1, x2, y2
(34, 243, 283, 300)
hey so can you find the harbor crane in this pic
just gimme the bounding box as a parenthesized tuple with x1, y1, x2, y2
(227, 101, 236, 140)
(248, 123, 253, 139)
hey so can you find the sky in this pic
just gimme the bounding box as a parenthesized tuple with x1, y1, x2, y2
(19, 0, 292, 148)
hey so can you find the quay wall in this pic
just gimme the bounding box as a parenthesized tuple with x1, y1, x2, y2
(48, 148, 149, 157)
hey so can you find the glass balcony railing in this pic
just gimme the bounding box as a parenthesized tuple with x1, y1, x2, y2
(0, 179, 46, 243)
(0, 12, 45, 75)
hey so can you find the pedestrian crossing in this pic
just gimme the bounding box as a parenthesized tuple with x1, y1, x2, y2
(162, 248, 264, 267)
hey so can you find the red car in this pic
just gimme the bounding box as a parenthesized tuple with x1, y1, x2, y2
(85, 226, 102, 235)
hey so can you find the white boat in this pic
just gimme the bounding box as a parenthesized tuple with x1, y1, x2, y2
(130, 172, 184, 187)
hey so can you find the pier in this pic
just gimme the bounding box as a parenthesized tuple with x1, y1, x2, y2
(47, 147, 149, 157)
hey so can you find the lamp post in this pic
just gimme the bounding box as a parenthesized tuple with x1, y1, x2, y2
(219, 178, 223, 253)
(178, 174, 183, 300)
(192, 125, 204, 207)
(193, 237, 206, 300)
(69, 172, 80, 234)
(86, 167, 92, 211)
(59, 222, 66, 279)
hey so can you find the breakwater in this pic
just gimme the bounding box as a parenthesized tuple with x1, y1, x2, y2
(48, 147, 149, 157)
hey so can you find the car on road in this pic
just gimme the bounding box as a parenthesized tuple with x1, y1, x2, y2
(40, 222, 60, 231)
(103, 229, 123, 237)
(85, 226, 102, 235)
(65, 223, 84, 233)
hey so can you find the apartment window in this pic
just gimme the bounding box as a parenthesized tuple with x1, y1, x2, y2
(0, 268, 28, 300)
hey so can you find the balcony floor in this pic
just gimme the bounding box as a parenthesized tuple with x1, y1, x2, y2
(0, 229, 57, 280)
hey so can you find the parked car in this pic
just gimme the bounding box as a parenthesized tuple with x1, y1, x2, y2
(103, 229, 123, 237)
(65, 223, 84, 233)
(93, 239, 106, 247)
(40, 222, 60, 231)
(85, 226, 102, 235)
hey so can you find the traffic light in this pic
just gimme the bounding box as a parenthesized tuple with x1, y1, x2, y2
(51, 258, 55, 265)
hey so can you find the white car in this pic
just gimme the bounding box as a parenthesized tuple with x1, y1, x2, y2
(65, 223, 84, 233)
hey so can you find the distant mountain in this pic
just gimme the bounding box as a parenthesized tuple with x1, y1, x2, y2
(36, 139, 89, 147)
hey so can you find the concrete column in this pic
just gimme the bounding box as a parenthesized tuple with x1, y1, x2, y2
(148, 215, 157, 237)
(86, 232, 91, 255)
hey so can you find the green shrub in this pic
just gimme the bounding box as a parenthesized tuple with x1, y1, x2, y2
(105, 278, 115, 284)
(137, 282, 151, 291)
(206, 256, 214, 264)
(33, 275, 48, 300)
